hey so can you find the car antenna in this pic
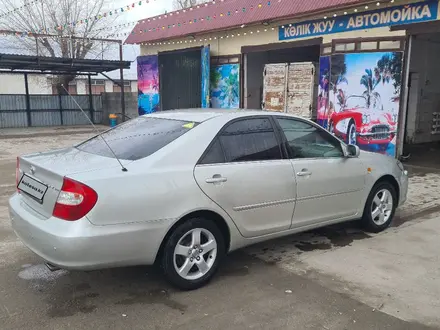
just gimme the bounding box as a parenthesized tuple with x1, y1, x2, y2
(61, 84, 128, 172)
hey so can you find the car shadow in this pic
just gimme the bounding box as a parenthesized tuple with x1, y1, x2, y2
(17, 252, 254, 319)
(16, 216, 418, 319)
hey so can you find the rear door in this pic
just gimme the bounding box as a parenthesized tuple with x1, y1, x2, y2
(194, 116, 297, 238)
(274, 117, 366, 226)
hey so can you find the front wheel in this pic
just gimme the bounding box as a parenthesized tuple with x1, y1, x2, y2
(362, 182, 397, 233)
(161, 217, 225, 290)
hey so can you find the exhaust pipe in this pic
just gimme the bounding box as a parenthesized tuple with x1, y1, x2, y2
(45, 262, 61, 272)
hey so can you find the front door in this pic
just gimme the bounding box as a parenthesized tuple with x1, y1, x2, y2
(274, 117, 366, 226)
(194, 117, 296, 238)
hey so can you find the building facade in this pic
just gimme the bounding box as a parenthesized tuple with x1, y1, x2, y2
(127, 0, 440, 158)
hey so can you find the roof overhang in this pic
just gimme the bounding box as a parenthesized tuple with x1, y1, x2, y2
(242, 37, 322, 53)
(125, 0, 374, 45)
(0, 53, 131, 75)
(390, 20, 440, 35)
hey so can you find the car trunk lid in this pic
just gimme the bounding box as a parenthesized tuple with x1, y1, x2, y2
(17, 147, 131, 219)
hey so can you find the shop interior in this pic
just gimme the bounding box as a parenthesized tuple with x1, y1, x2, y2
(402, 30, 440, 168)
(243, 41, 321, 110)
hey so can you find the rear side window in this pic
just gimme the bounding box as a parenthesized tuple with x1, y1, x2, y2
(77, 117, 198, 160)
(200, 117, 282, 164)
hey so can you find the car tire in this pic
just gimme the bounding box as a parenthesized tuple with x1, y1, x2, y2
(361, 181, 397, 233)
(161, 217, 225, 290)
(346, 119, 357, 145)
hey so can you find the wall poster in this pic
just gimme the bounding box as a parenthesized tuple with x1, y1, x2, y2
(210, 63, 240, 109)
(137, 55, 160, 115)
(325, 52, 403, 157)
(317, 56, 330, 129)
(201, 46, 210, 108)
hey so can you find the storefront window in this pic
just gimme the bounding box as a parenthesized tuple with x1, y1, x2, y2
(335, 43, 355, 52)
(360, 42, 377, 50)
(379, 41, 401, 50)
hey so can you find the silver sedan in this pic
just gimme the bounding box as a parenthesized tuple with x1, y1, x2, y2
(9, 109, 408, 290)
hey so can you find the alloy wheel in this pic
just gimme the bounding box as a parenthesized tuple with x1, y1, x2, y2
(371, 189, 393, 226)
(173, 228, 218, 281)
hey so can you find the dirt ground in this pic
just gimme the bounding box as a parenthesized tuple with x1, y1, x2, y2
(1, 129, 439, 329)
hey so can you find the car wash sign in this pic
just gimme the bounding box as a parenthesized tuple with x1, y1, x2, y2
(279, 0, 439, 41)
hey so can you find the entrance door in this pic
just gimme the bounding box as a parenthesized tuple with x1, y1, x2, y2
(159, 49, 202, 110)
(262, 63, 287, 112)
(194, 116, 296, 238)
(405, 73, 420, 144)
(159, 46, 210, 110)
(274, 117, 366, 226)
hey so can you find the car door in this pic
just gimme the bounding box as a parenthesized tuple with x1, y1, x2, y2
(194, 116, 297, 238)
(274, 117, 366, 227)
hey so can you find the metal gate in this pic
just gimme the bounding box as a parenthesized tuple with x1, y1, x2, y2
(159, 49, 202, 110)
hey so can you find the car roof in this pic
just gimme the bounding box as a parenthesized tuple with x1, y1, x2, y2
(147, 108, 299, 123)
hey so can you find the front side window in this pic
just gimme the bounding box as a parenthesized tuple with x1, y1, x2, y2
(276, 118, 343, 159)
(200, 117, 282, 164)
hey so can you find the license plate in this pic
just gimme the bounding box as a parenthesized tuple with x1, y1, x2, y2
(17, 174, 48, 203)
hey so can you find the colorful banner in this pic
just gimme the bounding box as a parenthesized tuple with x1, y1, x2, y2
(279, 0, 438, 41)
(317, 56, 330, 129)
(137, 55, 159, 115)
(325, 52, 402, 157)
(127, 1, 275, 39)
(201, 46, 210, 108)
(0, 0, 40, 19)
(210, 64, 240, 109)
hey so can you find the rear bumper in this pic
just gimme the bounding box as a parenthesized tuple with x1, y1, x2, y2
(9, 193, 169, 270)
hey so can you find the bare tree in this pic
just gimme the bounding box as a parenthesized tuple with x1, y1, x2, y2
(173, 0, 209, 10)
(0, 0, 119, 93)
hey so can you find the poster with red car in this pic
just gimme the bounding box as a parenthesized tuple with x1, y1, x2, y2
(324, 52, 403, 157)
(317, 56, 330, 129)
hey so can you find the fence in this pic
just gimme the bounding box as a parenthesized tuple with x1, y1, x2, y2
(0, 94, 103, 128)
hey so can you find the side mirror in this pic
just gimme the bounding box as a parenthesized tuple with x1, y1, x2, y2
(346, 144, 360, 158)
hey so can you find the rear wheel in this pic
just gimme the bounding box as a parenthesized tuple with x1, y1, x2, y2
(161, 217, 225, 290)
(362, 182, 397, 233)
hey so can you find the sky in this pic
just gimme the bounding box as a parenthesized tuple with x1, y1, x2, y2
(87, 0, 174, 79)
(111, 0, 173, 23)
(0, 0, 176, 80)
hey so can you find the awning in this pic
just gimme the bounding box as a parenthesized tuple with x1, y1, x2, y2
(0, 53, 131, 75)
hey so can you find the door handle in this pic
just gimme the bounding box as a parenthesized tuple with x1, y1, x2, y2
(206, 175, 227, 184)
(296, 169, 312, 177)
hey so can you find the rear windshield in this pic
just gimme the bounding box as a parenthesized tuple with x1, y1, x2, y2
(76, 117, 198, 160)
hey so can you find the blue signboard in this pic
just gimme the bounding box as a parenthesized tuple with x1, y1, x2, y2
(279, 0, 439, 41)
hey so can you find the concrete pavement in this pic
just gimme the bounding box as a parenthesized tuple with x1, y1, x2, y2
(0, 125, 107, 139)
(1, 128, 440, 329)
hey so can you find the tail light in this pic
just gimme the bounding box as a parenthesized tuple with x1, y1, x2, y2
(16, 157, 20, 193)
(53, 177, 98, 221)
